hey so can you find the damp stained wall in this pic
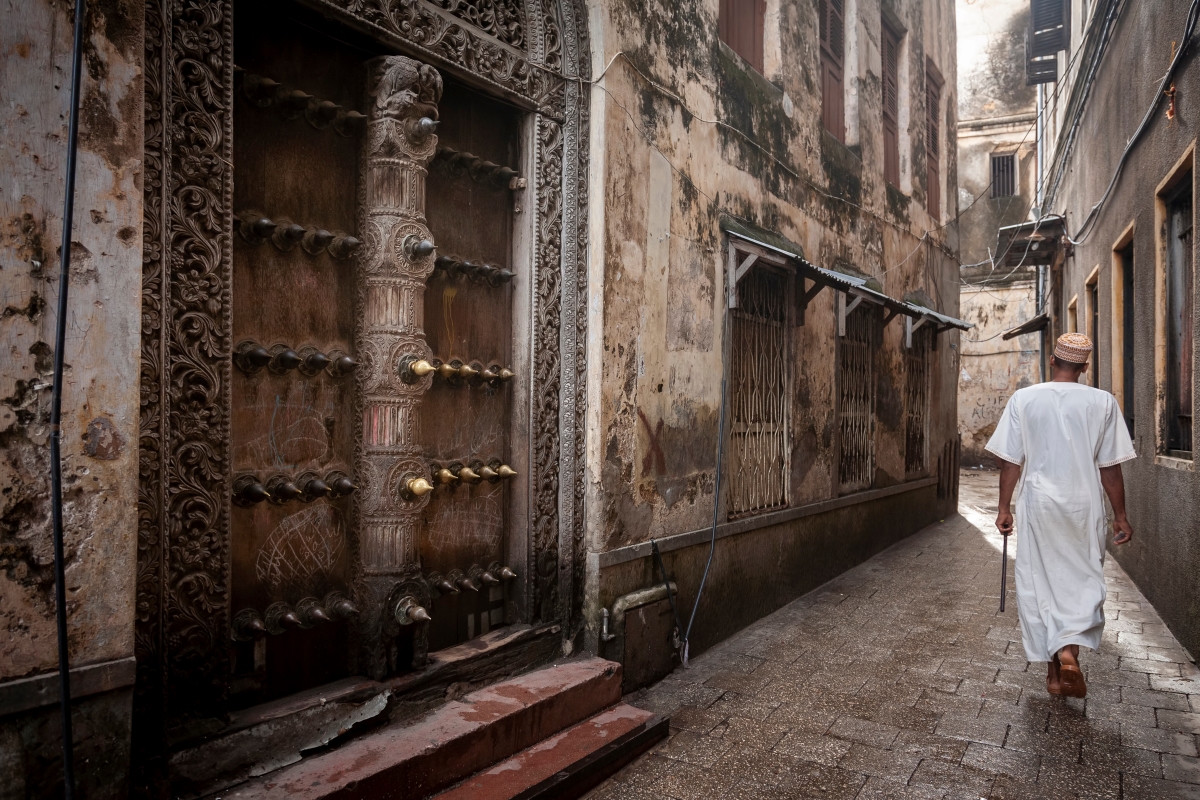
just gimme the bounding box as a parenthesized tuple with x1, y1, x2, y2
(958, 281, 1040, 466)
(1044, 0, 1200, 659)
(583, 0, 963, 650)
(0, 0, 141, 701)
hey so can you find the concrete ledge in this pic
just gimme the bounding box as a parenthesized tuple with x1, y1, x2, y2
(596, 477, 938, 568)
(217, 657, 623, 800)
(0, 656, 136, 718)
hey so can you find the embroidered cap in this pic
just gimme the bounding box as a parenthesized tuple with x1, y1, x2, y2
(1054, 332, 1093, 364)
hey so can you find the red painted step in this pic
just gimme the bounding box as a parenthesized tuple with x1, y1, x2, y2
(431, 704, 668, 800)
(217, 658, 622, 800)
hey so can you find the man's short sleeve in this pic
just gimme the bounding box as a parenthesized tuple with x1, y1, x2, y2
(1097, 395, 1137, 468)
(985, 394, 1024, 466)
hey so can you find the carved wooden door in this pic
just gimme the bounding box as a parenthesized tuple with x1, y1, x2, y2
(419, 84, 522, 652)
(227, 6, 369, 703)
(225, 5, 524, 702)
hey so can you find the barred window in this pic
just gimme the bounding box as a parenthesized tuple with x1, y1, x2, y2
(991, 153, 1016, 198)
(904, 325, 932, 475)
(728, 265, 790, 517)
(838, 302, 878, 492)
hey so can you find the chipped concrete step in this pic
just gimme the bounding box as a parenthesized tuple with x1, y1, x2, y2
(430, 704, 668, 800)
(217, 657, 623, 800)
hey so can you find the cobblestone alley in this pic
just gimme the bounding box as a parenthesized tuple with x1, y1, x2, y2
(587, 471, 1200, 800)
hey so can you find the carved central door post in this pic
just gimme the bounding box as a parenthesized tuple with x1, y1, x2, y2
(356, 57, 442, 678)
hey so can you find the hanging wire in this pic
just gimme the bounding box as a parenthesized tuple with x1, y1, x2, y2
(49, 0, 87, 796)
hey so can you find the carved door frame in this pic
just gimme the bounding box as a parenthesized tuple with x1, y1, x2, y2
(137, 0, 589, 746)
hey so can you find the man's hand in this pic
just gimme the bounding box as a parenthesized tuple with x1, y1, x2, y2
(1113, 516, 1133, 545)
(996, 509, 1014, 536)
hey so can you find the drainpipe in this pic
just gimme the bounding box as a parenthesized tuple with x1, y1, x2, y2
(1035, 83, 1048, 383)
(49, 0, 87, 796)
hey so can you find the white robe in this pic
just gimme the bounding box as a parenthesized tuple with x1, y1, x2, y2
(985, 382, 1136, 663)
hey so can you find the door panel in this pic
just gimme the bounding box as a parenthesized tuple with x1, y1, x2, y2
(228, 3, 367, 704)
(420, 83, 521, 648)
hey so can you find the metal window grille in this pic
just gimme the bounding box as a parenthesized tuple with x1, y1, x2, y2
(991, 154, 1016, 198)
(838, 304, 877, 492)
(728, 266, 789, 517)
(904, 326, 932, 475)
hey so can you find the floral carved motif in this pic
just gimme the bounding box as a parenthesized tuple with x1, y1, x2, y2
(429, 0, 525, 49)
(311, 0, 563, 115)
(531, 115, 564, 621)
(136, 0, 235, 732)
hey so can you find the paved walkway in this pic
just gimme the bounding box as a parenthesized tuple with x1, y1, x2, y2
(588, 471, 1200, 799)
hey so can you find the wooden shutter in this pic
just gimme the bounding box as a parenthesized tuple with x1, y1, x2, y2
(926, 61, 942, 219)
(720, 0, 766, 73)
(882, 22, 900, 187)
(820, 0, 846, 141)
(1030, 0, 1068, 57)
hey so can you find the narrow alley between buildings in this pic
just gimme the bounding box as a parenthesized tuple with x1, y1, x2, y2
(588, 471, 1200, 800)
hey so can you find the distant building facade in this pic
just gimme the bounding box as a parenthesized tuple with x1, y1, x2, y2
(956, 0, 1043, 466)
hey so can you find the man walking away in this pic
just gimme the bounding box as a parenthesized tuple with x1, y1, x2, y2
(986, 333, 1136, 698)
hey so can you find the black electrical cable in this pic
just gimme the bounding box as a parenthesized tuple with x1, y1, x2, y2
(681, 376, 727, 666)
(50, 0, 87, 796)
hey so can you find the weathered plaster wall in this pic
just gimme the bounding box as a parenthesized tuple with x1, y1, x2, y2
(0, 0, 141, 792)
(1046, 0, 1200, 658)
(584, 0, 962, 654)
(958, 281, 1039, 466)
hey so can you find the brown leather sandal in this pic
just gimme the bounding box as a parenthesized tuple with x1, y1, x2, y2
(1046, 654, 1063, 695)
(1057, 647, 1087, 698)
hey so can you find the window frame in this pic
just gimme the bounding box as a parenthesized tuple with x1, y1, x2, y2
(903, 323, 933, 477)
(724, 241, 793, 518)
(1163, 171, 1194, 458)
(819, 0, 847, 141)
(1085, 265, 1100, 388)
(925, 59, 943, 220)
(835, 293, 880, 494)
(720, 0, 767, 73)
(881, 19, 902, 188)
(1111, 221, 1136, 437)
(990, 152, 1018, 199)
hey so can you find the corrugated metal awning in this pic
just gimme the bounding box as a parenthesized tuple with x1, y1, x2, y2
(720, 215, 973, 332)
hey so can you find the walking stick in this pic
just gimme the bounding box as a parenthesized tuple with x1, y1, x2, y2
(999, 533, 1008, 612)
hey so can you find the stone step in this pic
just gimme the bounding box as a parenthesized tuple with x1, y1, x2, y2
(430, 704, 668, 800)
(217, 657, 623, 800)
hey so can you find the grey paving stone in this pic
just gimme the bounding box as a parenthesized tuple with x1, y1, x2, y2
(1122, 722, 1200, 756)
(1160, 709, 1200, 734)
(597, 476, 1200, 800)
(836, 742, 920, 782)
(934, 712, 1010, 747)
(827, 715, 900, 748)
(1122, 773, 1200, 799)
(771, 729, 851, 766)
(1123, 686, 1195, 711)
(962, 741, 1040, 781)
(1164, 754, 1200, 785)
